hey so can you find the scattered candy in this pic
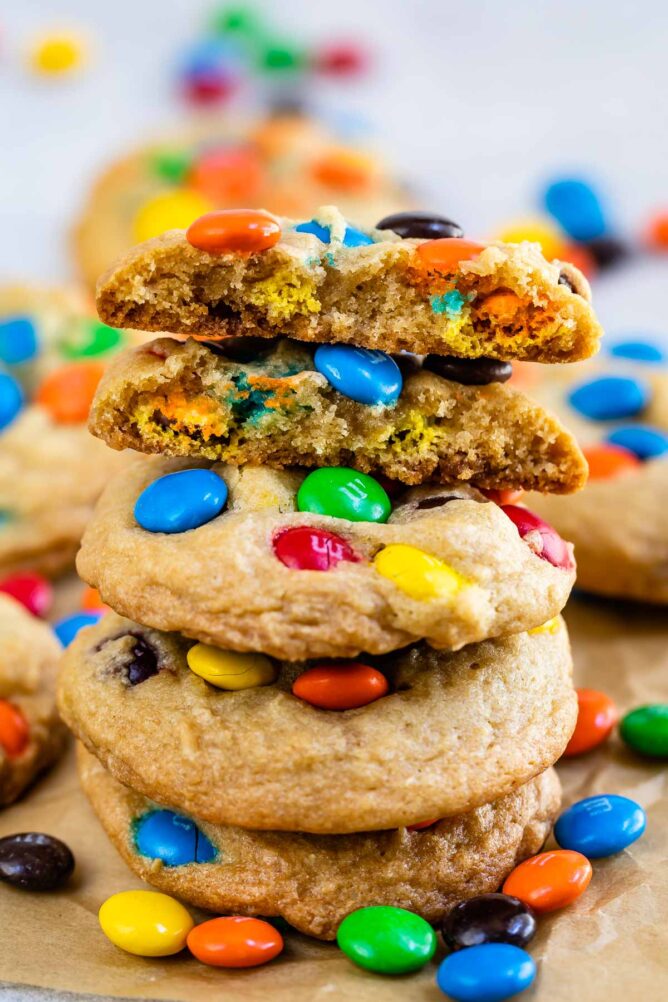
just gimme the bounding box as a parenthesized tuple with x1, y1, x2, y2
(585, 236, 628, 269)
(376, 211, 463, 240)
(292, 663, 388, 710)
(134, 809, 216, 865)
(314, 344, 402, 406)
(441, 893, 537, 950)
(150, 148, 193, 185)
(297, 468, 391, 523)
(502, 850, 592, 913)
(133, 190, 212, 244)
(423, 355, 512, 385)
(186, 208, 281, 253)
(187, 916, 283, 967)
(416, 238, 485, 272)
(436, 942, 536, 1002)
(134, 468, 228, 534)
(0, 700, 30, 757)
(310, 149, 376, 191)
(0, 317, 38, 364)
(187, 644, 277, 690)
(496, 218, 566, 260)
(124, 635, 159, 685)
(0, 572, 52, 617)
(374, 544, 468, 601)
(0, 832, 74, 891)
(30, 32, 86, 76)
(189, 147, 263, 203)
(543, 177, 608, 242)
(646, 210, 668, 250)
(608, 338, 666, 363)
(581, 443, 641, 481)
(501, 505, 573, 570)
(605, 425, 668, 460)
(0, 372, 24, 431)
(99, 890, 194, 957)
(568, 376, 649, 421)
(563, 688, 618, 756)
(34, 361, 105, 424)
(60, 320, 123, 359)
(337, 905, 436, 974)
(53, 611, 103, 647)
(313, 41, 369, 76)
(620, 704, 668, 757)
(555, 794, 646, 859)
(273, 526, 359, 570)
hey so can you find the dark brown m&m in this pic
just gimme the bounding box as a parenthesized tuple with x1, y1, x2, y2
(441, 893, 537, 950)
(0, 832, 75, 891)
(375, 212, 463, 241)
(126, 635, 160, 686)
(423, 355, 512, 386)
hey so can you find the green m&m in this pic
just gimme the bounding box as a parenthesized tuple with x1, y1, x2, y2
(337, 905, 436, 975)
(620, 705, 668, 758)
(60, 320, 123, 359)
(297, 468, 391, 523)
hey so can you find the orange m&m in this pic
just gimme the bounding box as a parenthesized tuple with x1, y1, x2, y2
(35, 362, 105, 424)
(415, 238, 485, 273)
(186, 209, 281, 254)
(189, 148, 264, 204)
(502, 849, 592, 913)
(81, 585, 109, 613)
(582, 443, 641, 481)
(187, 916, 283, 968)
(563, 688, 618, 757)
(0, 699, 30, 758)
(311, 148, 377, 191)
(480, 488, 525, 506)
(292, 663, 389, 710)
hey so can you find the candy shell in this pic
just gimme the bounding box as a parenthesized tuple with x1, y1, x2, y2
(581, 444, 641, 481)
(502, 850, 592, 914)
(294, 219, 374, 248)
(0, 317, 38, 364)
(608, 338, 666, 363)
(416, 238, 485, 272)
(314, 344, 402, 406)
(60, 320, 123, 359)
(441, 893, 536, 951)
(292, 663, 388, 710)
(34, 362, 105, 424)
(54, 611, 103, 647)
(646, 211, 668, 250)
(297, 468, 391, 523)
(620, 705, 668, 758)
(189, 147, 263, 203)
(186, 209, 281, 253)
(0, 700, 30, 758)
(543, 177, 608, 242)
(0, 572, 52, 618)
(99, 890, 193, 957)
(568, 376, 649, 421)
(373, 544, 469, 601)
(0, 832, 74, 891)
(436, 942, 536, 1001)
(605, 425, 668, 460)
(310, 149, 377, 191)
(187, 645, 277, 690)
(563, 688, 618, 756)
(496, 218, 566, 260)
(187, 916, 283, 968)
(313, 41, 369, 76)
(134, 468, 227, 534)
(555, 795, 646, 858)
(501, 505, 573, 570)
(31, 33, 85, 76)
(273, 526, 359, 570)
(150, 148, 193, 185)
(0, 372, 24, 431)
(80, 586, 108, 613)
(133, 190, 212, 244)
(376, 212, 463, 240)
(134, 809, 216, 865)
(337, 905, 436, 974)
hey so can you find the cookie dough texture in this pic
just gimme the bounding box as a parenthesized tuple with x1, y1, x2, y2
(89, 337, 587, 493)
(76, 458, 576, 660)
(0, 595, 67, 805)
(95, 207, 602, 362)
(78, 745, 560, 939)
(59, 613, 575, 833)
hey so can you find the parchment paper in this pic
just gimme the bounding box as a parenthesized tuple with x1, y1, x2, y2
(0, 591, 666, 1001)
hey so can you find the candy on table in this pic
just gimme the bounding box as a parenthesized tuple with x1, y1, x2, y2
(297, 468, 391, 524)
(292, 662, 389, 710)
(337, 905, 437, 975)
(605, 425, 668, 460)
(53, 611, 103, 647)
(273, 526, 359, 570)
(134, 468, 228, 534)
(436, 942, 536, 1002)
(133, 190, 213, 244)
(0, 371, 24, 431)
(563, 688, 618, 756)
(312, 40, 369, 76)
(313, 344, 402, 405)
(134, 809, 216, 865)
(0, 571, 52, 617)
(29, 31, 87, 76)
(620, 704, 668, 758)
(376, 211, 464, 240)
(581, 444, 641, 481)
(500, 505, 573, 570)
(187, 644, 277, 690)
(373, 544, 470, 601)
(34, 361, 105, 424)
(0, 316, 38, 364)
(554, 795, 646, 858)
(502, 850, 592, 914)
(187, 916, 283, 968)
(0, 699, 29, 757)
(99, 890, 194, 957)
(186, 208, 281, 253)
(0, 832, 74, 891)
(441, 893, 537, 951)
(568, 375, 649, 421)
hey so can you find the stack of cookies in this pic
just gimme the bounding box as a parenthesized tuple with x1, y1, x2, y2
(59, 206, 602, 940)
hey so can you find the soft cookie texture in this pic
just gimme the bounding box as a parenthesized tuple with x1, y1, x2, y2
(95, 206, 602, 362)
(0, 595, 67, 805)
(59, 612, 576, 833)
(89, 337, 587, 493)
(78, 745, 561, 940)
(76, 458, 576, 660)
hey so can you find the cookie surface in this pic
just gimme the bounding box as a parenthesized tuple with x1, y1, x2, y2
(95, 206, 602, 362)
(89, 336, 587, 492)
(78, 745, 560, 940)
(0, 594, 67, 805)
(59, 612, 575, 833)
(76, 458, 575, 659)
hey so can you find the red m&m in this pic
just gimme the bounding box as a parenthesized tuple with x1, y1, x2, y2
(0, 700, 30, 758)
(189, 148, 264, 204)
(0, 572, 52, 618)
(501, 504, 573, 570)
(292, 663, 388, 710)
(273, 526, 359, 571)
(186, 209, 281, 254)
(187, 916, 283, 968)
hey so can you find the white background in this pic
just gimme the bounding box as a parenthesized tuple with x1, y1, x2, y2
(1, 0, 667, 337)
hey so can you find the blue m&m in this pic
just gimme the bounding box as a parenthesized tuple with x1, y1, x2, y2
(605, 425, 668, 460)
(0, 372, 24, 431)
(0, 317, 39, 365)
(294, 218, 374, 248)
(134, 809, 217, 865)
(54, 611, 104, 647)
(543, 177, 608, 242)
(568, 376, 649, 421)
(436, 942, 536, 1001)
(555, 794, 646, 859)
(608, 339, 666, 364)
(314, 344, 402, 406)
(134, 469, 228, 533)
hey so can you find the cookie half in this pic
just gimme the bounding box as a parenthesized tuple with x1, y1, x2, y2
(78, 745, 561, 940)
(95, 206, 602, 362)
(59, 612, 575, 833)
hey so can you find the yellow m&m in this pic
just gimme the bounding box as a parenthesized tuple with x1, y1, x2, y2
(132, 190, 212, 244)
(98, 890, 193, 957)
(373, 544, 469, 601)
(30, 33, 86, 76)
(187, 644, 277, 690)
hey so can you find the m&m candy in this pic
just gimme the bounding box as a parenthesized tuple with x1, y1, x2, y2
(60, 320, 123, 359)
(608, 338, 666, 363)
(0, 372, 24, 431)
(436, 942, 536, 1002)
(441, 893, 537, 950)
(99, 890, 194, 957)
(563, 688, 618, 756)
(133, 190, 212, 244)
(416, 238, 485, 273)
(376, 211, 464, 241)
(134, 810, 216, 865)
(543, 177, 608, 242)
(581, 444, 641, 480)
(314, 344, 402, 406)
(189, 147, 264, 203)
(620, 704, 668, 757)
(54, 611, 103, 647)
(30, 33, 86, 75)
(0, 832, 75, 891)
(297, 468, 391, 523)
(310, 149, 376, 192)
(295, 219, 374, 248)
(273, 526, 359, 570)
(373, 544, 468, 601)
(605, 425, 668, 461)
(554, 795, 646, 858)
(337, 905, 436, 974)
(186, 209, 281, 254)
(0, 572, 52, 618)
(35, 362, 105, 424)
(501, 505, 573, 570)
(568, 376, 649, 421)
(187, 916, 283, 968)
(134, 468, 227, 533)
(187, 645, 276, 690)
(0, 700, 30, 758)
(292, 663, 388, 710)
(0, 317, 38, 364)
(502, 850, 592, 913)
(80, 586, 108, 613)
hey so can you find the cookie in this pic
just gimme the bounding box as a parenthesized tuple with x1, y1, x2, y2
(58, 611, 575, 833)
(89, 336, 587, 493)
(0, 285, 132, 576)
(95, 206, 602, 362)
(76, 458, 575, 660)
(78, 745, 560, 940)
(73, 111, 412, 291)
(0, 594, 67, 805)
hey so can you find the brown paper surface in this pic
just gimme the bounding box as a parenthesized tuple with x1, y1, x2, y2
(1, 592, 667, 1001)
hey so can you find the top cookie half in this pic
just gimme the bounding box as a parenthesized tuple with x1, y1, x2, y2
(96, 206, 602, 362)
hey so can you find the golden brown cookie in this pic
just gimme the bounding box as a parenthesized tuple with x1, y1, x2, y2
(95, 206, 602, 362)
(58, 612, 575, 833)
(78, 745, 561, 940)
